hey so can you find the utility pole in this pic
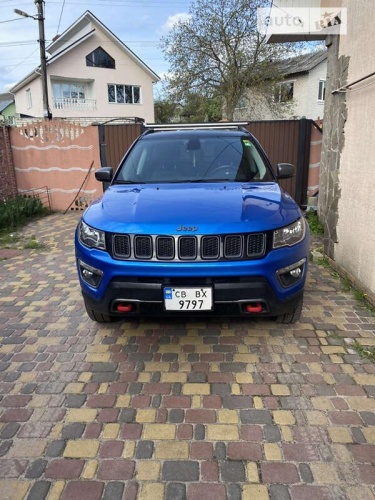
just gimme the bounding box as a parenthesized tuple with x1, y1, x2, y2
(35, 0, 51, 119)
(15, 1, 52, 119)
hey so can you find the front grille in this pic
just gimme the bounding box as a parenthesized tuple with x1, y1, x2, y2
(247, 233, 265, 257)
(201, 236, 220, 259)
(224, 235, 243, 258)
(134, 235, 152, 259)
(112, 233, 267, 261)
(179, 236, 197, 260)
(156, 236, 175, 259)
(113, 234, 130, 258)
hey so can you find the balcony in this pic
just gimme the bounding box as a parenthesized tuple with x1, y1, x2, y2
(53, 97, 96, 111)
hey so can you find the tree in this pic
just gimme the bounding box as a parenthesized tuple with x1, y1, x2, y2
(154, 98, 178, 123)
(179, 92, 222, 123)
(161, 0, 298, 121)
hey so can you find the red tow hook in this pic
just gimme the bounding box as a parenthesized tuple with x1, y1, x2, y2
(245, 303, 263, 313)
(116, 303, 133, 313)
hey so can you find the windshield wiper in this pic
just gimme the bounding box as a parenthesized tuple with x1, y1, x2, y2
(113, 180, 146, 184)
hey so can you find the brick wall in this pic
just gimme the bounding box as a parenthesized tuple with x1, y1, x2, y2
(0, 126, 18, 200)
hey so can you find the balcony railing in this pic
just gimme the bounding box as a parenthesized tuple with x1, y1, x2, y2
(53, 97, 97, 111)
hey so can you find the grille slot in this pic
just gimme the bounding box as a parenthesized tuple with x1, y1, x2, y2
(113, 235, 131, 258)
(201, 235, 220, 259)
(134, 235, 153, 259)
(224, 235, 243, 258)
(247, 233, 266, 257)
(179, 236, 197, 260)
(156, 236, 175, 260)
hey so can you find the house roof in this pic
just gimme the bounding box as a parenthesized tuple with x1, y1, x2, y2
(279, 50, 327, 77)
(10, 10, 160, 93)
(0, 93, 14, 113)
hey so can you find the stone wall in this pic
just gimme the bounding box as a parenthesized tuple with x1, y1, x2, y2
(318, 35, 349, 258)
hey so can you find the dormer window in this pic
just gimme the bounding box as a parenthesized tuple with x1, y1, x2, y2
(86, 47, 115, 69)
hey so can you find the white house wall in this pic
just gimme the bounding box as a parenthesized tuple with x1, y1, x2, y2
(16, 77, 45, 119)
(235, 60, 327, 121)
(334, 0, 375, 296)
(295, 62, 327, 120)
(15, 24, 156, 122)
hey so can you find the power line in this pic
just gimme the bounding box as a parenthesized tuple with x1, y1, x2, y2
(56, 0, 66, 34)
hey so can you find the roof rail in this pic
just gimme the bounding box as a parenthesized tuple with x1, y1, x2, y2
(143, 122, 249, 132)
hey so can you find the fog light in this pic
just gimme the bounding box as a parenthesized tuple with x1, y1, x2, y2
(78, 260, 103, 288)
(277, 258, 306, 287)
(290, 267, 302, 278)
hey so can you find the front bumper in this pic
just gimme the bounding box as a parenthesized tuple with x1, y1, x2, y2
(81, 275, 304, 318)
(76, 226, 309, 318)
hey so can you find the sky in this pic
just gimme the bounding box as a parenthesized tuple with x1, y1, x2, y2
(0, 0, 192, 95)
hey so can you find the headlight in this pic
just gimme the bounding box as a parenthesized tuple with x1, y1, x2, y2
(79, 221, 106, 250)
(273, 217, 306, 249)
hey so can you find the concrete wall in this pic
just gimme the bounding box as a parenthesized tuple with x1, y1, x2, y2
(333, 0, 375, 297)
(9, 120, 102, 212)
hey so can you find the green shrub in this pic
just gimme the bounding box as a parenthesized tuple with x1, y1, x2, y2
(0, 196, 49, 232)
(306, 210, 324, 235)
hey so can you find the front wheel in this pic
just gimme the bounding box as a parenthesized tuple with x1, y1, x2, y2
(274, 293, 303, 324)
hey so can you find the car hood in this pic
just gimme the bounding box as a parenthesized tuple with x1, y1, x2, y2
(84, 182, 301, 234)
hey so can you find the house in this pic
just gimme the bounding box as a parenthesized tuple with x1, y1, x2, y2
(10, 11, 160, 123)
(233, 50, 327, 121)
(266, 0, 375, 302)
(0, 93, 15, 125)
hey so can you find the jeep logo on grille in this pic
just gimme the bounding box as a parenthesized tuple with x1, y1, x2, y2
(176, 225, 198, 232)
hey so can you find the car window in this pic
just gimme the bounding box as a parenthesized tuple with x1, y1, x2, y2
(115, 135, 273, 183)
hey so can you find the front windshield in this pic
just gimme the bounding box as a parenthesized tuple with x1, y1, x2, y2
(114, 135, 274, 184)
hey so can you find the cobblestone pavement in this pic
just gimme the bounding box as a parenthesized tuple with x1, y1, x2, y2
(0, 213, 374, 500)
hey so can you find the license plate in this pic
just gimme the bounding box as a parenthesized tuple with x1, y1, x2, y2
(163, 287, 213, 311)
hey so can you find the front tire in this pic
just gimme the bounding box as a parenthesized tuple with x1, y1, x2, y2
(275, 293, 303, 324)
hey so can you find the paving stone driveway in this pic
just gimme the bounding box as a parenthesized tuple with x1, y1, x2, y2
(0, 213, 374, 500)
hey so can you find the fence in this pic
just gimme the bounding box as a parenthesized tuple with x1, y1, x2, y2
(100, 119, 317, 206)
(9, 120, 101, 212)
(4, 118, 321, 211)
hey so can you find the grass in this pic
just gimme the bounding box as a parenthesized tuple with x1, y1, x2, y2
(23, 236, 46, 250)
(0, 196, 51, 252)
(0, 195, 50, 233)
(305, 210, 324, 235)
(0, 233, 21, 247)
(351, 341, 375, 362)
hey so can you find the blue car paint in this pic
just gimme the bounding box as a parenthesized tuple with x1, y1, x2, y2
(75, 183, 309, 298)
(83, 182, 300, 233)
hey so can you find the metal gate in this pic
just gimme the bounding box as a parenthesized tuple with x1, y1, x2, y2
(99, 119, 313, 206)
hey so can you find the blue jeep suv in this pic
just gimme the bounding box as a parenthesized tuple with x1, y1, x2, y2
(75, 124, 309, 323)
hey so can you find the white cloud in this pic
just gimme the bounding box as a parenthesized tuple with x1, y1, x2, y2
(160, 13, 191, 34)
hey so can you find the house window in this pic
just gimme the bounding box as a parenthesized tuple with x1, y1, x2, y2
(108, 84, 141, 104)
(86, 47, 115, 69)
(26, 88, 32, 109)
(318, 79, 326, 102)
(274, 81, 294, 103)
(53, 82, 86, 101)
(51, 81, 97, 111)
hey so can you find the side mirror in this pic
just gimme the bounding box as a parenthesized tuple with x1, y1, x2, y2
(277, 163, 295, 179)
(95, 167, 113, 192)
(95, 167, 113, 182)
